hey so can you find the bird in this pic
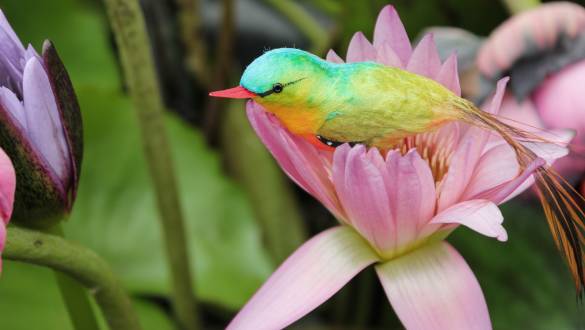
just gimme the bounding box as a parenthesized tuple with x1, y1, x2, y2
(210, 47, 585, 296)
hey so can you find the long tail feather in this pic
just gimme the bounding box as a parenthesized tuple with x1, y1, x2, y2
(459, 102, 585, 297)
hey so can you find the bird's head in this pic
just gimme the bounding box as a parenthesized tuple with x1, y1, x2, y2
(210, 48, 328, 114)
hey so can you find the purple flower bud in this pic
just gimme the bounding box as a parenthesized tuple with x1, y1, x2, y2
(0, 10, 82, 228)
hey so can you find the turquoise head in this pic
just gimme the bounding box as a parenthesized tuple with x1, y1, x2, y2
(209, 48, 335, 133)
(210, 48, 330, 104)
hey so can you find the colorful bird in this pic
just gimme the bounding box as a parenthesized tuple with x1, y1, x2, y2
(211, 47, 585, 295)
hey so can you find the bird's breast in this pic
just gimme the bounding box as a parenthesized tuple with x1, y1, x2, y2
(264, 103, 324, 135)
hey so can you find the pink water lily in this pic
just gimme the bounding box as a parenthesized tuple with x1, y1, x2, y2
(228, 5, 568, 330)
(0, 147, 16, 273)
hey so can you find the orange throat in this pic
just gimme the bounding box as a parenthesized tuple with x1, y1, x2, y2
(259, 103, 322, 136)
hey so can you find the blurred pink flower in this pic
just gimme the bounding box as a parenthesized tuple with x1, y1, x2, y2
(0, 147, 16, 273)
(478, 2, 585, 180)
(227, 5, 568, 330)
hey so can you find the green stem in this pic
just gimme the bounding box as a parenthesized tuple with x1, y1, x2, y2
(102, 0, 200, 329)
(501, 0, 540, 14)
(49, 225, 100, 330)
(262, 0, 330, 55)
(4, 226, 141, 330)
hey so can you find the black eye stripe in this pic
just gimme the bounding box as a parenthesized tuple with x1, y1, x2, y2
(256, 77, 307, 97)
(256, 89, 274, 97)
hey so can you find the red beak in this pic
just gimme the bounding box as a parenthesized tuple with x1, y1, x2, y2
(209, 86, 256, 99)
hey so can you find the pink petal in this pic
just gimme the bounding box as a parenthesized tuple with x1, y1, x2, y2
(376, 42, 403, 67)
(482, 77, 508, 115)
(437, 128, 489, 212)
(246, 103, 345, 218)
(346, 32, 377, 62)
(373, 5, 412, 64)
(462, 144, 519, 200)
(325, 49, 344, 63)
(431, 199, 507, 241)
(227, 226, 379, 330)
(246, 102, 311, 191)
(282, 135, 343, 218)
(0, 148, 15, 224)
(376, 242, 492, 330)
(332, 145, 394, 252)
(522, 139, 570, 164)
(406, 34, 441, 79)
(475, 157, 545, 205)
(435, 53, 461, 96)
(438, 78, 509, 210)
(498, 93, 544, 129)
(385, 150, 436, 252)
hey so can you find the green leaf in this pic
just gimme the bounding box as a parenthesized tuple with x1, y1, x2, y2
(0, 261, 175, 330)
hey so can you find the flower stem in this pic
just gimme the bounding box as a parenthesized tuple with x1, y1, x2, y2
(54, 272, 101, 330)
(49, 225, 100, 330)
(261, 0, 330, 55)
(102, 0, 200, 329)
(501, 0, 540, 14)
(4, 226, 141, 330)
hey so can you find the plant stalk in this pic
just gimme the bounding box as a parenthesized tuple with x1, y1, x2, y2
(4, 226, 141, 330)
(49, 225, 101, 330)
(102, 0, 200, 329)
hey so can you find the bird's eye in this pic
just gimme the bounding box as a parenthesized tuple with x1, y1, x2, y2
(272, 83, 284, 93)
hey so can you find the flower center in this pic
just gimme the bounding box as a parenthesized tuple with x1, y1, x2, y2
(394, 127, 458, 183)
